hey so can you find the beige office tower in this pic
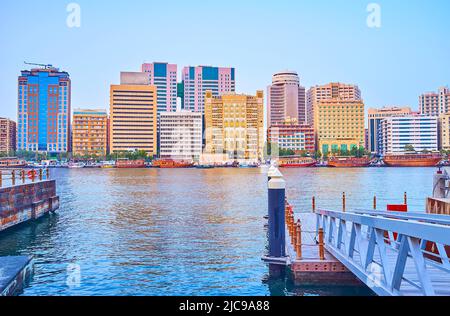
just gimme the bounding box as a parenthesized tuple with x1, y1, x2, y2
(109, 72, 158, 156)
(440, 113, 450, 151)
(314, 98, 366, 154)
(204, 91, 264, 162)
(306, 82, 361, 127)
(72, 109, 108, 157)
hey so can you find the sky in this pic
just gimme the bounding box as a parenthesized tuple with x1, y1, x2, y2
(1, 0, 449, 123)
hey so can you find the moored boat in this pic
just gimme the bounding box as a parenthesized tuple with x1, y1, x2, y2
(68, 162, 86, 169)
(383, 153, 443, 167)
(279, 157, 317, 168)
(328, 157, 371, 168)
(0, 157, 28, 169)
(152, 159, 194, 168)
(100, 161, 116, 168)
(116, 159, 146, 169)
(196, 165, 215, 169)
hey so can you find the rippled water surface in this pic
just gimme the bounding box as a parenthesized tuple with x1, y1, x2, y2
(0, 167, 434, 296)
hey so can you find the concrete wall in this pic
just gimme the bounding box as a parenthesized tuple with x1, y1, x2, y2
(0, 180, 59, 232)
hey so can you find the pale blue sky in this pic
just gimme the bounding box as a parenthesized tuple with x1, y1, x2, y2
(1, 0, 449, 122)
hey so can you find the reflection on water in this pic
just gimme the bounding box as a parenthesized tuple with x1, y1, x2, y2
(0, 168, 434, 296)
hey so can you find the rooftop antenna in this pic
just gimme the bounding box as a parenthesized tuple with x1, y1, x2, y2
(24, 61, 53, 69)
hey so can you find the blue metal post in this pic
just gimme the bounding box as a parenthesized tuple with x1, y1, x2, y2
(267, 170, 287, 277)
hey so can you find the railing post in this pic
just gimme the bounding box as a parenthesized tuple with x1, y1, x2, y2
(343, 192, 346, 212)
(39, 169, 43, 181)
(11, 170, 16, 186)
(373, 195, 377, 210)
(296, 220, 302, 260)
(21, 170, 25, 184)
(318, 228, 325, 261)
(312, 196, 316, 213)
(267, 168, 287, 277)
(0, 170, 2, 187)
(404, 192, 407, 205)
(46, 168, 50, 179)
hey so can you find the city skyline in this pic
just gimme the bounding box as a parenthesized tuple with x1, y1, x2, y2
(1, 0, 449, 122)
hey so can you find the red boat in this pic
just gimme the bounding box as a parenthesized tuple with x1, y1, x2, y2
(279, 157, 317, 168)
(328, 157, 371, 168)
(115, 159, 146, 169)
(383, 153, 442, 167)
(152, 159, 194, 168)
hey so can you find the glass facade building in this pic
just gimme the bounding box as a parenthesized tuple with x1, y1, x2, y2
(17, 67, 71, 153)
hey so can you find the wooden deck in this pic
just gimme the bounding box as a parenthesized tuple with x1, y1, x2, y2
(287, 212, 362, 286)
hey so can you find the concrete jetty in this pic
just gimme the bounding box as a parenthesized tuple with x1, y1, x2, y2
(0, 256, 34, 296)
(0, 169, 59, 296)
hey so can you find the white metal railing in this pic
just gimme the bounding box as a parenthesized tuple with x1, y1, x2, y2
(316, 209, 450, 296)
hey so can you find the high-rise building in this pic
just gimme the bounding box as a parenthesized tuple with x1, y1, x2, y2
(159, 111, 203, 161)
(17, 66, 71, 153)
(306, 82, 361, 127)
(379, 115, 438, 155)
(267, 120, 315, 153)
(204, 91, 264, 162)
(110, 72, 158, 156)
(72, 109, 108, 157)
(0, 118, 16, 154)
(314, 98, 365, 154)
(368, 106, 412, 154)
(182, 66, 235, 113)
(439, 113, 450, 151)
(419, 87, 450, 116)
(141, 62, 178, 113)
(267, 71, 306, 126)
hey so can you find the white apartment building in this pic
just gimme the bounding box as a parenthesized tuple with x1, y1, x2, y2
(379, 115, 438, 155)
(159, 111, 203, 161)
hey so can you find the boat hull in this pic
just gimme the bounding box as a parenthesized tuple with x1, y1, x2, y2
(383, 157, 442, 167)
(116, 160, 146, 169)
(279, 162, 317, 168)
(328, 158, 371, 168)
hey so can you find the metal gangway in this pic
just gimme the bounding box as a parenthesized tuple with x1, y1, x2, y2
(316, 209, 450, 296)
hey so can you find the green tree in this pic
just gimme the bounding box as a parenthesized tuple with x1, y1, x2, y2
(314, 151, 322, 159)
(404, 144, 416, 152)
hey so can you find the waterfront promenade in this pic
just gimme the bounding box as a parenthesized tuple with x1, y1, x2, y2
(0, 167, 435, 296)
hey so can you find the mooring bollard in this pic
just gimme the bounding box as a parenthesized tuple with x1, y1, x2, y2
(318, 228, 325, 261)
(373, 195, 377, 210)
(342, 192, 346, 212)
(267, 168, 287, 277)
(296, 220, 302, 259)
(312, 196, 316, 213)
